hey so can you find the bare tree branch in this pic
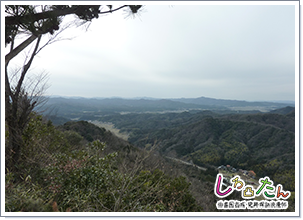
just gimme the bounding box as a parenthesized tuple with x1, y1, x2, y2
(15, 35, 41, 97)
(5, 34, 38, 65)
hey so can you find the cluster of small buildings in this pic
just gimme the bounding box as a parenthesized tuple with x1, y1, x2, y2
(217, 165, 256, 179)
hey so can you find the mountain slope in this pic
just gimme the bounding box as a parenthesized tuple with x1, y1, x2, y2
(98, 110, 295, 192)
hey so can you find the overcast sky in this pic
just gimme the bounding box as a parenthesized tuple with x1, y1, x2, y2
(8, 2, 298, 101)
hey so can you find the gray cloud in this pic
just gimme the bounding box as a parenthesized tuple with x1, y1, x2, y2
(26, 4, 296, 101)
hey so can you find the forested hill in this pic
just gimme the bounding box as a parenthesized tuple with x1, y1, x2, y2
(269, 106, 295, 115)
(97, 109, 295, 192)
(7, 115, 216, 212)
(51, 120, 221, 211)
(57, 120, 130, 154)
(40, 106, 296, 211)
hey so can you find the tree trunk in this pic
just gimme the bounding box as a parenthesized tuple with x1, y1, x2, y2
(7, 122, 23, 172)
(5, 36, 42, 173)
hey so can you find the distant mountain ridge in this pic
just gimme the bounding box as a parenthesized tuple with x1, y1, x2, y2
(171, 96, 294, 108)
(47, 95, 294, 107)
(41, 96, 294, 119)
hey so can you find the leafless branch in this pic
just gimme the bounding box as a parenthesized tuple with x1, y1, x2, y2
(5, 34, 38, 66)
(36, 22, 76, 54)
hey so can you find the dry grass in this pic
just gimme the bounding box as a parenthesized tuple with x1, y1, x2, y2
(90, 120, 129, 141)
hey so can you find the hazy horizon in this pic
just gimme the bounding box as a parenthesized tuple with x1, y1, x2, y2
(46, 94, 295, 103)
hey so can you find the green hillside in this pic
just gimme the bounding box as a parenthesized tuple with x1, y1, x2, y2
(97, 110, 295, 193)
(7, 108, 295, 212)
(5, 115, 212, 212)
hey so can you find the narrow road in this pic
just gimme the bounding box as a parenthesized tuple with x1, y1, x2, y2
(165, 156, 207, 171)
